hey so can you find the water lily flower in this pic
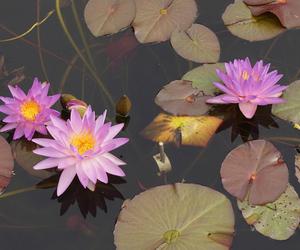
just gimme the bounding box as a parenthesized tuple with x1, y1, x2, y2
(0, 78, 60, 140)
(206, 58, 287, 119)
(32, 107, 129, 196)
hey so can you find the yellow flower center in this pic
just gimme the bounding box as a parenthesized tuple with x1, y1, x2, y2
(71, 132, 96, 155)
(241, 71, 249, 80)
(20, 100, 41, 121)
(160, 8, 168, 15)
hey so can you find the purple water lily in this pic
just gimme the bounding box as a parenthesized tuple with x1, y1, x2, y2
(206, 58, 287, 119)
(33, 107, 129, 196)
(0, 78, 60, 140)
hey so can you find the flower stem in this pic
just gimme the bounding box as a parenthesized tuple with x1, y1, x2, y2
(0, 186, 36, 199)
(55, 0, 114, 107)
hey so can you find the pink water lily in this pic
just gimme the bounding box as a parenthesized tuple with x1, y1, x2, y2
(0, 78, 60, 140)
(32, 107, 129, 196)
(206, 58, 288, 119)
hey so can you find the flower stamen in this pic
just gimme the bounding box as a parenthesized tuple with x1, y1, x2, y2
(20, 100, 41, 121)
(71, 132, 95, 155)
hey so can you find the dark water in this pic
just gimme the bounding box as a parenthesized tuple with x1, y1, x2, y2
(0, 0, 300, 249)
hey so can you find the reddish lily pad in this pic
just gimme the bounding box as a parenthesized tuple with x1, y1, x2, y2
(0, 135, 14, 194)
(223, 1, 285, 41)
(114, 183, 235, 250)
(244, 0, 300, 29)
(141, 113, 223, 147)
(133, 0, 198, 43)
(182, 63, 225, 95)
(155, 80, 211, 116)
(171, 24, 220, 63)
(84, 0, 136, 37)
(221, 140, 289, 205)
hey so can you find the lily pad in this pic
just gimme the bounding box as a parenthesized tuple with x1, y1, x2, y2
(11, 139, 53, 179)
(84, 0, 136, 37)
(132, 0, 198, 43)
(222, 1, 285, 41)
(244, 0, 300, 29)
(272, 80, 300, 124)
(155, 80, 211, 116)
(114, 183, 235, 250)
(295, 154, 300, 183)
(221, 140, 289, 205)
(0, 135, 14, 194)
(238, 184, 300, 240)
(170, 24, 220, 63)
(182, 63, 225, 95)
(141, 113, 223, 147)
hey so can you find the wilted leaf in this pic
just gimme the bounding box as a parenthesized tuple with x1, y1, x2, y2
(182, 63, 224, 95)
(221, 140, 288, 205)
(171, 24, 220, 63)
(223, 1, 285, 41)
(84, 0, 136, 37)
(11, 139, 53, 179)
(141, 113, 223, 147)
(295, 154, 300, 183)
(155, 80, 211, 116)
(238, 184, 300, 240)
(0, 135, 14, 194)
(244, 0, 300, 29)
(272, 80, 300, 124)
(133, 0, 198, 43)
(114, 183, 235, 250)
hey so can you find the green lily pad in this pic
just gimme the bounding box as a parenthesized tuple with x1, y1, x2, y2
(84, 0, 136, 37)
(238, 184, 300, 240)
(272, 80, 300, 124)
(170, 24, 220, 63)
(182, 63, 224, 95)
(114, 183, 235, 250)
(222, 1, 285, 41)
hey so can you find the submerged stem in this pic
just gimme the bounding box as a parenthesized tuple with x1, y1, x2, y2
(0, 186, 36, 199)
(55, 0, 114, 107)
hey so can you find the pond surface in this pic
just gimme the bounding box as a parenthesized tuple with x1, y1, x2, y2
(0, 0, 300, 249)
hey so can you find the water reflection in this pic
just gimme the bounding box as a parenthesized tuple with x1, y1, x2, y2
(210, 105, 278, 142)
(37, 174, 125, 218)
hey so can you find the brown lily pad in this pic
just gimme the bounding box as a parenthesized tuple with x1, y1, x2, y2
(171, 24, 220, 63)
(155, 80, 211, 116)
(244, 0, 300, 29)
(133, 0, 198, 43)
(223, 1, 285, 41)
(221, 140, 289, 205)
(141, 113, 223, 147)
(0, 135, 14, 194)
(84, 0, 136, 37)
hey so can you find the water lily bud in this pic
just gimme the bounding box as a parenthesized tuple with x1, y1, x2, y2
(116, 95, 132, 117)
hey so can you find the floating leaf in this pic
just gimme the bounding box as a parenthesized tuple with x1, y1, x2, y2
(171, 24, 220, 63)
(155, 80, 211, 116)
(114, 183, 235, 250)
(182, 63, 225, 95)
(222, 1, 285, 41)
(141, 113, 223, 147)
(132, 0, 198, 43)
(221, 140, 288, 205)
(116, 95, 132, 117)
(238, 184, 300, 240)
(295, 154, 300, 183)
(244, 0, 300, 29)
(0, 135, 14, 194)
(84, 0, 136, 37)
(272, 80, 300, 124)
(11, 139, 53, 179)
